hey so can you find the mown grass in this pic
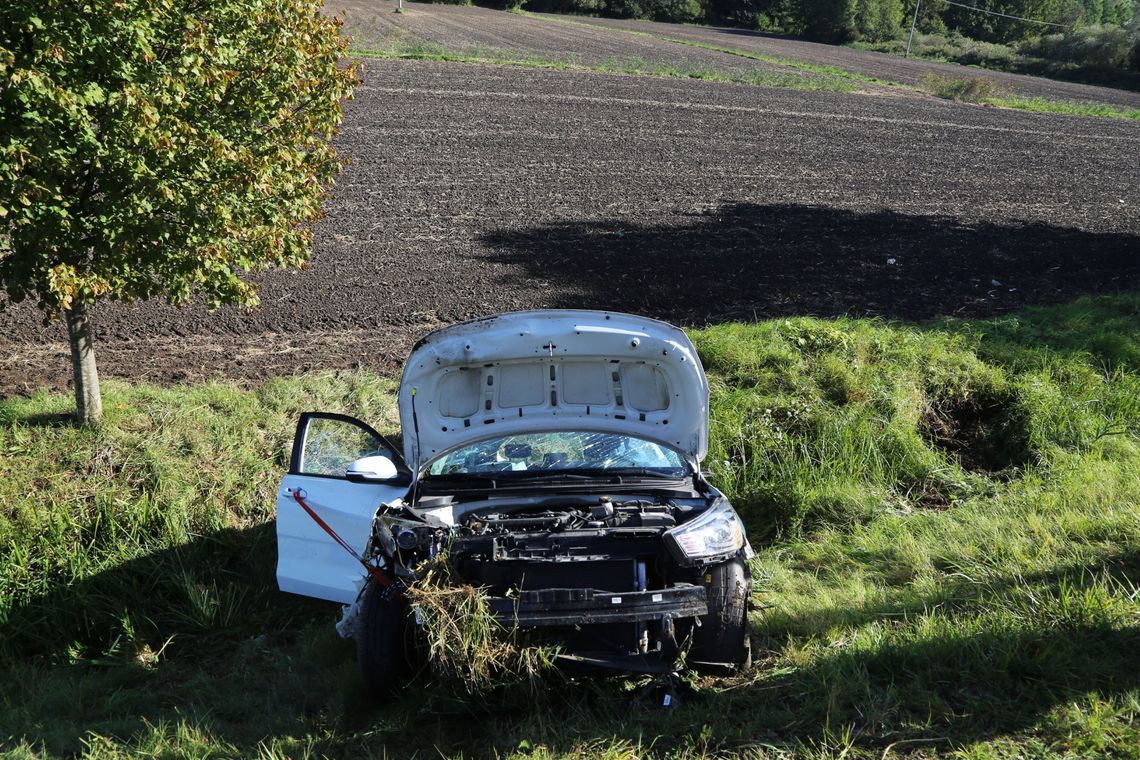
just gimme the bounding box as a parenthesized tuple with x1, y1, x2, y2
(2, 295, 1138, 758)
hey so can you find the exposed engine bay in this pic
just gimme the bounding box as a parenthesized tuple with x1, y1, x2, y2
(363, 492, 749, 672)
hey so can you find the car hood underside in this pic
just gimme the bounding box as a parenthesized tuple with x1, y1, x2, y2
(398, 310, 711, 470)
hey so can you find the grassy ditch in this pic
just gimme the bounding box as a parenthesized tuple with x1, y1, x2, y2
(1, 295, 1139, 757)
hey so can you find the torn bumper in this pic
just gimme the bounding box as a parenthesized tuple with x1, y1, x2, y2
(486, 584, 707, 627)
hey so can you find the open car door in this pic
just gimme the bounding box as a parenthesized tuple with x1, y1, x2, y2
(276, 413, 411, 604)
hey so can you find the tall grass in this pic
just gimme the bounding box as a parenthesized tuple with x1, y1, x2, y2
(1, 295, 1138, 757)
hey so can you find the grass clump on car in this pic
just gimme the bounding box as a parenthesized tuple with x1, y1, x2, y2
(406, 561, 561, 694)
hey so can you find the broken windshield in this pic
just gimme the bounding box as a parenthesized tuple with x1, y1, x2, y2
(424, 431, 690, 478)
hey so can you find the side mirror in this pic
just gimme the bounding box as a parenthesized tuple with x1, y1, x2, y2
(345, 455, 399, 483)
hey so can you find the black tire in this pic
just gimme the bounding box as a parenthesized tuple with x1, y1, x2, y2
(356, 580, 417, 698)
(689, 557, 752, 673)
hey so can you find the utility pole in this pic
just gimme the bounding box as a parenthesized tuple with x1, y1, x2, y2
(906, 0, 921, 58)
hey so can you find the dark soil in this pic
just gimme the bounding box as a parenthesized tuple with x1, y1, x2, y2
(922, 394, 1031, 473)
(2, 54, 1138, 397)
(549, 12, 1140, 108)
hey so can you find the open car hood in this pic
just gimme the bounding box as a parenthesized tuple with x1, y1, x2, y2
(398, 311, 709, 471)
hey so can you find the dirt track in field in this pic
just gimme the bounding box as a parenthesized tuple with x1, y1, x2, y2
(2, 7, 1139, 397)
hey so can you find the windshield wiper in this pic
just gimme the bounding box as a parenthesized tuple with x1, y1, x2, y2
(420, 473, 499, 490)
(496, 472, 603, 483)
(601, 468, 687, 479)
(422, 469, 689, 491)
(493, 468, 686, 483)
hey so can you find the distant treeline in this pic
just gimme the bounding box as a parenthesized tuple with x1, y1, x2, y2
(483, 0, 1139, 55)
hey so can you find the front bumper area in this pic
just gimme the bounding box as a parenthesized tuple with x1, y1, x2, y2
(486, 583, 707, 627)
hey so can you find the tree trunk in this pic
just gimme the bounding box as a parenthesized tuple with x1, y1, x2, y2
(65, 299, 103, 425)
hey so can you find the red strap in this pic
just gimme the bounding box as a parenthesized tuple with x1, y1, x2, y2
(292, 490, 393, 587)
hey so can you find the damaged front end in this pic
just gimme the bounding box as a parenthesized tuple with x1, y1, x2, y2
(358, 492, 752, 675)
(276, 312, 754, 695)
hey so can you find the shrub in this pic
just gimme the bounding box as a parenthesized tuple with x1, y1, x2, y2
(1021, 24, 1135, 67)
(799, 0, 858, 41)
(854, 0, 905, 41)
(920, 72, 1005, 101)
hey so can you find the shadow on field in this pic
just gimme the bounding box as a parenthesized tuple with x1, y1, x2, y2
(0, 524, 283, 662)
(0, 410, 77, 428)
(2, 522, 1137, 754)
(760, 549, 1140, 638)
(480, 203, 1140, 324)
(465, 556, 1140, 756)
(0, 523, 352, 755)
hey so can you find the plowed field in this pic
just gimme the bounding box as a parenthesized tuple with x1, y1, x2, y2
(2, 5, 1138, 396)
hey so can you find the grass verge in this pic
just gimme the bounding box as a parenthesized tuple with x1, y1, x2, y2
(1, 295, 1138, 757)
(349, 36, 860, 93)
(919, 72, 1140, 118)
(520, 12, 1140, 119)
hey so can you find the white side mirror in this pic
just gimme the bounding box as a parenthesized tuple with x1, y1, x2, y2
(345, 455, 399, 483)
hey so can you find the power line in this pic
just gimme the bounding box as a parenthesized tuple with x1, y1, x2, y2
(940, 0, 1068, 27)
(907, 0, 1067, 57)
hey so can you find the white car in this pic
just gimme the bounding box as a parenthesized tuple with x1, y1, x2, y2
(276, 310, 752, 694)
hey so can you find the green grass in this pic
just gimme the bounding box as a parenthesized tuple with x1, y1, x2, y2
(516, 10, 899, 90)
(918, 72, 1140, 118)
(984, 94, 1140, 119)
(349, 37, 860, 93)
(511, 12, 1140, 120)
(2, 295, 1139, 757)
(920, 72, 1005, 103)
(851, 32, 1140, 94)
(350, 23, 1140, 120)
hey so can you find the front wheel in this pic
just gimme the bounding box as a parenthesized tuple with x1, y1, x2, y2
(356, 580, 417, 698)
(689, 558, 752, 674)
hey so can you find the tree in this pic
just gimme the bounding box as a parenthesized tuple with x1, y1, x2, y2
(0, 0, 356, 424)
(799, 0, 859, 42)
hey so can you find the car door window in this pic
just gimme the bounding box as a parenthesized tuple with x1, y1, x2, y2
(290, 413, 406, 478)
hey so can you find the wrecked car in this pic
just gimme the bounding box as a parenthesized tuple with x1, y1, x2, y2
(276, 310, 752, 693)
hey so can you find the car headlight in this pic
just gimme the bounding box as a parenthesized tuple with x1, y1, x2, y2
(664, 498, 745, 566)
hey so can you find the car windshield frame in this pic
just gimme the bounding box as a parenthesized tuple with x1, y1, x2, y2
(422, 430, 693, 481)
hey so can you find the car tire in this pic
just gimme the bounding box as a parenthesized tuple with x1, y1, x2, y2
(356, 580, 417, 698)
(690, 557, 752, 673)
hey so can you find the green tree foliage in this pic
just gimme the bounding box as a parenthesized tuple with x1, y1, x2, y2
(515, 0, 1139, 53)
(0, 0, 356, 422)
(943, 0, 1068, 42)
(855, 0, 904, 40)
(799, 0, 857, 41)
